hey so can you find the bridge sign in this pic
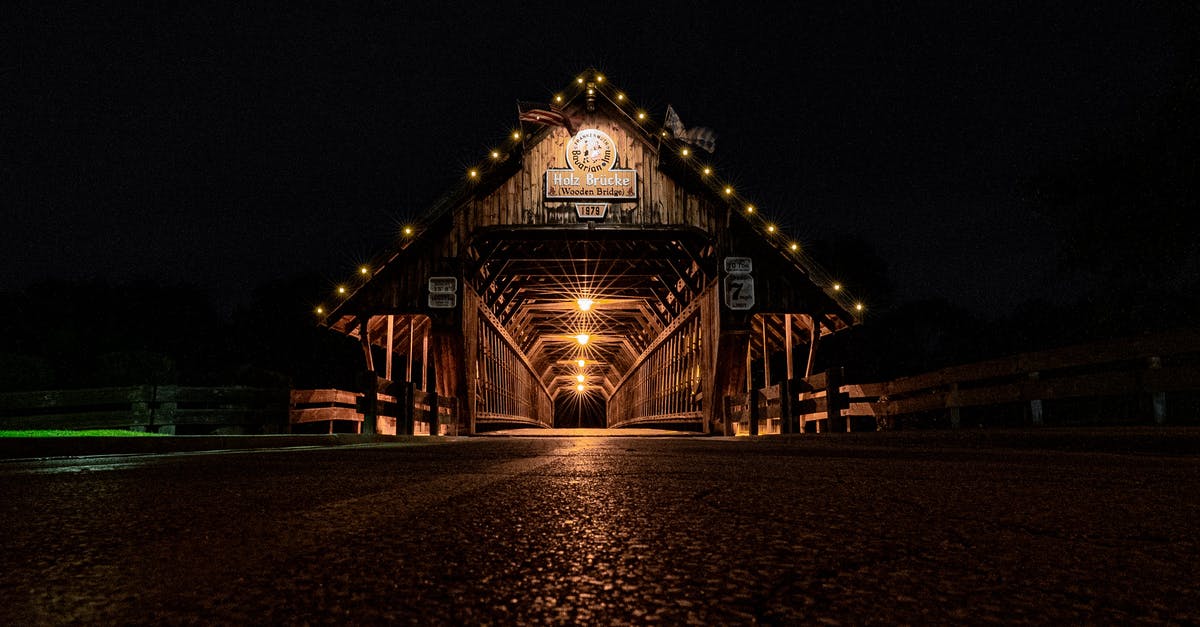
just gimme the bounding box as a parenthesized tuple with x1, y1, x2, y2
(428, 292, 457, 309)
(723, 257, 753, 274)
(428, 276, 458, 308)
(428, 277, 457, 294)
(723, 274, 755, 310)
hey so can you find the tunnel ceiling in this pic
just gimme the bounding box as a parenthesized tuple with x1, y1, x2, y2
(467, 225, 715, 397)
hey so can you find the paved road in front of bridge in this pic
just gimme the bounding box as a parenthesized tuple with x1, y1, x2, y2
(2, 429, 1198, 624)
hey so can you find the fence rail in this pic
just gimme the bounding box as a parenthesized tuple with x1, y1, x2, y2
(733, 328, 1200, 434)
(0, 385, 290, 434)
(289, 384, 458, 435)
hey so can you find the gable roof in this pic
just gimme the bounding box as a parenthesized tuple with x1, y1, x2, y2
(317, 69, 867, 328)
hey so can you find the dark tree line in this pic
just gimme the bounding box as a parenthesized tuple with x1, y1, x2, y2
(0, 275, 360, 392)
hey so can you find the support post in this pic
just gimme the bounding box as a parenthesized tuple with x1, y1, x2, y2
(761, 316, 771, 387)
(421, 327, 429, 391)
(359, 317, 375, 373)
(780, 377, 794, 434)
(785, 314, 794, 380)
(385, 314, 394, 382)
(782, 314, 794, 434)
(805, 315, 821, 378)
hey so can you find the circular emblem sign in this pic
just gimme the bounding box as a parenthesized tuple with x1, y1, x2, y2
(566, 129, 617, 173)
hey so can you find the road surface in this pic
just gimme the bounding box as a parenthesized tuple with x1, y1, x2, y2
(2, 429, 1198, 624)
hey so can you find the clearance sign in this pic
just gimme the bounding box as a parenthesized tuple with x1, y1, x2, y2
(544, 129, 637, 201)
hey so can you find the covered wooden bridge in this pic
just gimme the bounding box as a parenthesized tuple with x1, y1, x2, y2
(317, 70, 863, 434)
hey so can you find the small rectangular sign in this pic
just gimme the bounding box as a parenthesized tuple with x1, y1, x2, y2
(724, 257, 753, 274)
(428, 277, 457, 294)
(723, 274, 755, 310)
(575, 203, 609, 219)
(428, 293, 457, 309)
(545, 171, 637, 200)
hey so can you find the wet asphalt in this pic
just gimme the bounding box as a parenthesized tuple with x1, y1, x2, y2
(1, 430, 1198, 625)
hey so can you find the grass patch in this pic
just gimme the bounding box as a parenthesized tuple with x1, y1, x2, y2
(0, 429, 166, 438)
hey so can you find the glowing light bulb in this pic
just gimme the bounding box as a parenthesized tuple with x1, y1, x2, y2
(616, 93, 625, 101)
(337, 286, 347, 295)
(490, 150, 500, 159)
(595, 74, 605, 83)
(359, 266, 369, 275)
(576, 374, 585, 383)
(746, 205, 755, 214)
(315, 306, 324, 315)
(577, 359, 586, 367)
(575, 334, 590, 345)
(403, 226, 414, 236)
(832, 283, 842, 291)
(855, 303, 865, 312)
(637, 111, 646, 120)
(555, 94, 563, 103)
(767, 225, 776, 233)
(702, 167, 711, 175)
(576, 298, 594, 312)
(468, 169, 478, 178)
(790, 243, 799, 251)
(512, 130, 521, 140)
(724, 186, 733, 195)
(576, 77, 584, 84)
(576, 383, 585, 392)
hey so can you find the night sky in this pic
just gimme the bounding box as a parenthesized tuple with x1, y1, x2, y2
(4, 3, 1195, 318)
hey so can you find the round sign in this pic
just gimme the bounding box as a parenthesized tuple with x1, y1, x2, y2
(566, 129, 617, 173)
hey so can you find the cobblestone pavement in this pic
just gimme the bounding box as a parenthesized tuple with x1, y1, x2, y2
(2, 430, 1198, 624)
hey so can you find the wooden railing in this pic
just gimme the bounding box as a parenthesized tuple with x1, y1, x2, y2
(289, 384, 458, 435)
(731, 328, 1200, 433)
(0, 386, 290, 434)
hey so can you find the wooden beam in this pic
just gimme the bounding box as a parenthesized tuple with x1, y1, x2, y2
(359, 317, 374, 373)
(385, 314, 394, 382)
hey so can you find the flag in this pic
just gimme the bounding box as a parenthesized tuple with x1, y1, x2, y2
(664, 105, 686, 137)
(683, 126, 718, 154)
(663, 104, 717, 154)
(518, 101, 576, 135)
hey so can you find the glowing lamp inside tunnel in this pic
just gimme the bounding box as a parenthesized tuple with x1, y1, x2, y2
(576, 374, 585, 383)
(576, 384, 585, 392)
(576, 298, 594, 312)
(575, 334, 590, 345)
(577, 359, 586, 367)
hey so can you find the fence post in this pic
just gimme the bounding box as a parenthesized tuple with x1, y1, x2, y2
(748, 389, 759, 436)
(780, 378, 794, 434)
(1148, 357, 1166, 425)
(426, 390, 439, 436)
(826, 367, 844, 432)
(1028, 371, 1044, 426)
(358, 371, 377, 436)
(155, 385, 178, 435)
(948, 383, 961, 430)
(399, 382, 415, 436)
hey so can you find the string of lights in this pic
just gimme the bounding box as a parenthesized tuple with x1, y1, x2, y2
(316, 70, 865, 321)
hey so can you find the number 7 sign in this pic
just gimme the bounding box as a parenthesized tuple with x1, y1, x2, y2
(723, 274, 755, 310)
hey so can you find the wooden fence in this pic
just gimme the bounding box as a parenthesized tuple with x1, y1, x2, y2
(732, 328, 1200, 434)
(289, 384, 458, 436)
(0, 386, 290, 434)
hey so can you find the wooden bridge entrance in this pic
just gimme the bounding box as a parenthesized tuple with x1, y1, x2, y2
(318, 70, 863, 434)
